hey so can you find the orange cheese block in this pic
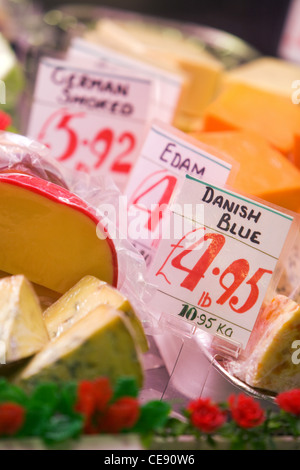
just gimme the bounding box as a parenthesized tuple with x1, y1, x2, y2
(190, 130, 300, 213)
(294, 131, 300, 169)
(202, 83, 300, 167)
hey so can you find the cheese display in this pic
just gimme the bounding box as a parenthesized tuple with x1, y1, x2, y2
(43, 275, 149, 353)
(0, 274, 49, 364)
(0, 172, 118, 294)
(202, 83, 300, 167)
(190, 130, 300, 213)
(228, 295, 300, 393)
(222, 56, 300, 100)
(15, 305, 144, 391)
(2, 3, 300, 449)
(84, 18, 224, 129)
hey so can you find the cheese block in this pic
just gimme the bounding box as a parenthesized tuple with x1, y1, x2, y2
(202, 83, 300, 166)
(222, 56, 300, 100)
(43, 275, 148, 352)
(0, 275, 49, 364)
(0, 173, 118, 294)
(190, 130, 300, 213)
(113, 20, 224, 116)
(294, 131, 300, 169)
(85, 18, 223, 124)
(15, 305, 144, 391)
(229, 295, 300, 393)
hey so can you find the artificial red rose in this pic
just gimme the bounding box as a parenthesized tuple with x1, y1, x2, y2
(0, 402, 25, 436)
(0, 110, 11, 130)
(276, 389, 300, 416)
(75, 378, 113, 434)
(229, 394, 265, 429)
(187, 398, 226, 433)
(98, 397, 140, 434)
(91, 378, 113, 412)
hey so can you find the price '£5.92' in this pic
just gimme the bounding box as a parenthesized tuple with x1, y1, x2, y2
(27, 57, 153, 190)
(148, 175, 294, 349)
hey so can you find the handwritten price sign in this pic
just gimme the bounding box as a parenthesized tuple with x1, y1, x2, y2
(67, 38, 184, 125)
(27, 57, 153, 190)
(125, 122, 232, 267)
(148, 175, 294, 349)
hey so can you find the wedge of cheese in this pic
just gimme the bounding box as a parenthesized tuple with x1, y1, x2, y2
(190, 130, 300, 213)
(0, 173, 118, 294)
(222, 56, 300, 100)
(229, 295, 300, 393)
(85, 18, 224, 126)
(43, 275, 148, 352)
(0, 275, 49, 364)
(202, 83, 300, 167)
(15, 305, 144, 392)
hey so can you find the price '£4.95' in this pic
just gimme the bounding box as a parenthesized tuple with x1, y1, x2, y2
(147, 175, 294, 349)
(27, 57, 153, 191)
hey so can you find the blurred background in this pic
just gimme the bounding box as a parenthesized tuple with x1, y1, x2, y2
(33, 0, 290, 57)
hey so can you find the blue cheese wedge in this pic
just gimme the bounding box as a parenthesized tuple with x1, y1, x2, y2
(43, 275, 148, 352)
(0, 275, 49, 363)
(15, 305, 144, 391)
(229, 295, 300, 393)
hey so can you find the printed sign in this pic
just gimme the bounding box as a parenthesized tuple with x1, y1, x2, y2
(67, 38, 184, 124)
(125, 122, 232, 267)
(26, 57, 153, 191)
(147, 175, 294, 349)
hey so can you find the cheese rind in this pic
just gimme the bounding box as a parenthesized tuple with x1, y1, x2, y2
(0, 173, 118, 294)
(43, 275, 148, 353)
(190, 130, 300, 213)
(15, 305, 144, 391)
(0, 275, 49, 363)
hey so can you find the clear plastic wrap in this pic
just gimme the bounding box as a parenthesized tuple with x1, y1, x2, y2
(0, 130, 157, 336)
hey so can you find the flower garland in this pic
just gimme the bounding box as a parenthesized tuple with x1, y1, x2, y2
(0, 376, 300, 450)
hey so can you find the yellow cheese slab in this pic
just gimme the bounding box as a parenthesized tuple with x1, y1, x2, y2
(85, 18, 223, 123)
(0, 275, 49, 363)
(0, 173, 118, 294)
(223, 56, 300, 99)
(15, 305, 144, 391)
(43, 275, 148, 352)
(115, 20, 224, 116)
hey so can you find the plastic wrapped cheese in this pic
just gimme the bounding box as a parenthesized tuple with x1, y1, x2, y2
(0, 275, 49, 364)
(227, 295, 300, 393)
(15, 305, 144, 392)
(202, 83, 300, 168)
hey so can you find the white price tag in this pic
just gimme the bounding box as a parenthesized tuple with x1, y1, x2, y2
(125, 122, 233, 267)
(147, 175, 294, 349)
(67, 38, 184, 124)
(26, 57, 153, 191)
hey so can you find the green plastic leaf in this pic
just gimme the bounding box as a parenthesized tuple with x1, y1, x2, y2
(133, 400, 171, 434)
(42, 414, 83, 445)
(19, 406, 52, 437)
(112, 377, 139, 401)
(57, 382, 78, 415)
(30, 383, 59, 410)
(0, 378, 28, 406)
